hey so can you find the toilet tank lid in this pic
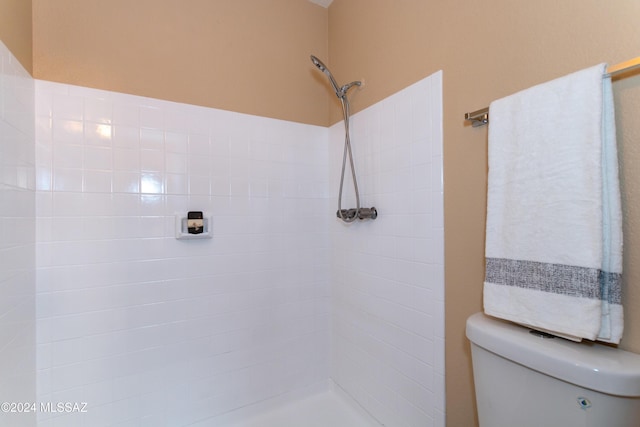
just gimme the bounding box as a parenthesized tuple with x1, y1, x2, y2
(466, 312, 640, 397)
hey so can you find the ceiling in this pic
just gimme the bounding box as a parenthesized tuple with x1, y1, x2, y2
(308, 0, 333, 7)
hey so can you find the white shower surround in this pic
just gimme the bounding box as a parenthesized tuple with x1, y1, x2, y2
(329, 73, 444, 426)
(0, 38, 444, 426)
(35, 81, 331, 427)
(0, 41, 37, 427)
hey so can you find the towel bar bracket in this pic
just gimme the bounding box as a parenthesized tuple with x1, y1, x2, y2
(465, 108, 489, 127)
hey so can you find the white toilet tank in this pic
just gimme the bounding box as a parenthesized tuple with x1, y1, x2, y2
(466, 312, 640, 427)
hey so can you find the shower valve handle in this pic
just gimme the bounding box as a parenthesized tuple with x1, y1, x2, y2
(336, 207, 377, 221)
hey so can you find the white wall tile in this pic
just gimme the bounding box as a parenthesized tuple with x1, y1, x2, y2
(0, 41, 36, 427)
(35, 80, 333, 426)
(330, 71, 444, 427)
(26, 64, 446, 427)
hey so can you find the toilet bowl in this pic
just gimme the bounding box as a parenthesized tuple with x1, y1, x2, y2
(466, 312, 640, 427)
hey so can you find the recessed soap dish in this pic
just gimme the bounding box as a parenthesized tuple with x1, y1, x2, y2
(175, 213, 213, 240)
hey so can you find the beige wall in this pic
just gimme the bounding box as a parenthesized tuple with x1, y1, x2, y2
(32, 0, 329, 126)
(0, 0, 32, 73)
(7, 1, 640, 426)
(329, 1, 640, 426)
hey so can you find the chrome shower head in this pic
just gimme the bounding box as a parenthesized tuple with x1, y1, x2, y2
(310, 55, 361, 98)
(310, 55, 328, 73)
(310, 55, 341, 97)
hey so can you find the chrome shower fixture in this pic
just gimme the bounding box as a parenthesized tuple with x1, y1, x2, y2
(336, 208, 378, 221)
(310, 55, 376, 223)
(310, 55, 362, 99)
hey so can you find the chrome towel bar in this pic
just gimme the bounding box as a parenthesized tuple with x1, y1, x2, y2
(464, 56, 640, 127)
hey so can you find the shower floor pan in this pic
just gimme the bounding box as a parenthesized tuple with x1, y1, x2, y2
(205, 382, 381, 427)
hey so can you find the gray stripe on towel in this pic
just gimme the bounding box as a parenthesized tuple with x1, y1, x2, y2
(485, 258, 622, 304)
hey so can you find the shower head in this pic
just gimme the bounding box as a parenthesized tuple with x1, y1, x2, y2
(310, 55, 328, 74)
(310, 55, 341, 96)
(310, 55, 361, 98)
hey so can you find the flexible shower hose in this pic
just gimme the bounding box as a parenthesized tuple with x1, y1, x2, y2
(337, 95, 360, 223)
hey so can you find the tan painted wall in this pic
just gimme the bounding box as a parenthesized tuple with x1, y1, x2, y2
(32, 0, 329, 126)
(0, 0, 32, 73)
(329, 1, 640, 426)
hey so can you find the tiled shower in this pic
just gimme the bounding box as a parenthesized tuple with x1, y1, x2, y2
(0, 41, 37, 427)
(35, 78, 331, 427)
(1, 41, 444, 427)
(329, 75, 444, 426)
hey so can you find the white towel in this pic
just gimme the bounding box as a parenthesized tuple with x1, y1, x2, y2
(483, 63, 623, 343)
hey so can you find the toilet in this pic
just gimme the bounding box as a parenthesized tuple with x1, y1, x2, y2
(466, 312, 640, 427)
